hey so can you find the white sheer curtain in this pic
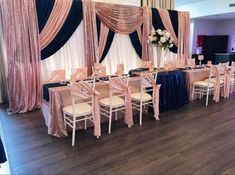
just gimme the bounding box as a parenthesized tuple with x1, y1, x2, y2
(0, 12, 7, 103)
(40, 22, 177, 82)
(41, 21, 85, 83)
(101, 33, 141, 74)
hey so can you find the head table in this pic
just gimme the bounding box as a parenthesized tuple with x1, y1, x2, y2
(42, 68, 210, 137)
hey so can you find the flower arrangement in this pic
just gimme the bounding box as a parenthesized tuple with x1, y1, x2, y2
(148, 29, 174, 51)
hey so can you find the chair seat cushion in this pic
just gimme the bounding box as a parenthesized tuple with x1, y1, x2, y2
(193, 81, 215, 88)
(131, 92, 152, 102)
(204, 78, 224, 84)
(99, 96, 125, 107)
(63, 103, 92, 116)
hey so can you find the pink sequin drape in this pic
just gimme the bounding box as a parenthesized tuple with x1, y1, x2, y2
(1, 0, 41, 113)
(83, 0, 99, 75)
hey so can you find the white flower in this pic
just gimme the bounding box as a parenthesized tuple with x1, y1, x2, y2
(160, 37, 166, 43)
(156, 29, 161, 33)
(165, 32, 170, 38)
(169, 39, 173, 43)
(169, 43, 174, 48)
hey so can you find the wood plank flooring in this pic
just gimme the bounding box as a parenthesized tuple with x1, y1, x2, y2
(1, 95, 235, 174)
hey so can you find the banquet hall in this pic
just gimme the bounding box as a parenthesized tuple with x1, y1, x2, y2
(1, 0, 235, 174)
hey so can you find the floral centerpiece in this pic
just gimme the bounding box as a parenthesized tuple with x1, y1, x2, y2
(148, 29, 174, 51)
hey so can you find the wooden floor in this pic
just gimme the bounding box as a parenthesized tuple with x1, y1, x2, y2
(1, 95, 235, 174)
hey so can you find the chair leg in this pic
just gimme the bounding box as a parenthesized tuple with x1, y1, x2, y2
(115, 110, 118, 121)
(192, 86, 195, 100)
(84, 118, 87, 130)
(63, 113, 67, 130)
(140, 102, 143, 126)
(72, 120, 76, 147)
(108, 107, 112, 134)
(206, 89, 210, 106)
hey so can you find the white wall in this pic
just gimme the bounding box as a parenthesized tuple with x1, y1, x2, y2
(215, 19, 235, 52)
(192, 19, 235, 54)
(176, 0, 235, 18)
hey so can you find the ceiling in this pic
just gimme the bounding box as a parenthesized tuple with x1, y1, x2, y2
(175, 0, 208, 7)
(198, 12, 235, 20)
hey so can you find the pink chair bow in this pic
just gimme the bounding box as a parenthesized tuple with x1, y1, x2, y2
(71, 81, 101, 138)
(211, 65, 221, 102)
(223, 65, 231, 98)
(109, 77, 133, 127)
(71, 67, 88, 80)
(142, 73, 161, 120)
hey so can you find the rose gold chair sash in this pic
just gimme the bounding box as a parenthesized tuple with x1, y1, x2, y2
(140, 61, 152, 69)
(70, 67, 88, 81)
(142, 73, 161, 120)
(71, 81, 101, 138)
(109, 77, 133, 127)
(211, 65, 221, 102)
(223, 65, 231, 98)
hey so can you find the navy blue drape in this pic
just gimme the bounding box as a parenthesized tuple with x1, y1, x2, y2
(36, 0, 55, 33)
(40, 0, 83, 60)
(152, 8, 178, 53)
(96, 17, 115, 63)
(129, 31, 142, 59)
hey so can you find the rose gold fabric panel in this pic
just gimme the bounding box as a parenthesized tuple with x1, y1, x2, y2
(142, 6, 152, 61)
(39, 0, 73, 50)
(183, 68, 210, 102)
(95, 2, 143, 34)
(2, 0, 41, 113)
(158, 9, 178, 47)
(98, 22, 109, 59)
(178, 11, 190, 61)
(83, 0, 99, 76)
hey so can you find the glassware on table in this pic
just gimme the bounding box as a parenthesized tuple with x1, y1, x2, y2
(198, 55, 204, 65)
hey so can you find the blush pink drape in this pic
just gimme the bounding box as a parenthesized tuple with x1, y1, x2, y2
(39, 0, 73, 50)
(109, 77, 133, 127)
(95, 3, 152, 61)
(142, 6, 152, 61)
(223, 65, 231, 98)
(83, 0, 99, 76)
(142, 73, 161, 120)
(98, 22, 109, 59)
(178, 11, 190, 61)
(211, 65, 221, 102)
(95, 2, 143, 34)
(71, 81, 101, 138)
(158, 9, 178, 47)
(1, 0, 41, 113)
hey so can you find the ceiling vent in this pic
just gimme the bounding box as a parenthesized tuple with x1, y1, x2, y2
(229, 3, 235, 7)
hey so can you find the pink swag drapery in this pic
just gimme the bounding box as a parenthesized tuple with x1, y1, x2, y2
(39, 0, 73, 50)
(1, 0, 41, 113)
(83, 1, 153, 70)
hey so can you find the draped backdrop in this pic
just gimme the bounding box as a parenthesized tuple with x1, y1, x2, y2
(0, 0, 190, 113)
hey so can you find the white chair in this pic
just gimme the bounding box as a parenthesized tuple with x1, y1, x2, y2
(131, 71, 160, 125)
(192, 65, 223, 106)
(230, 62, 235, 91)
(99, 75, 132, 134)
(63, 79, 100, 146)
(92, 63, 106, 76)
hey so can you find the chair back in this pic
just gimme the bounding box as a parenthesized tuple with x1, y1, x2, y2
(70, 67, 88, 81)
(48, 69, 66, 83)
(176, 59, 185, 68)
(141, 72, 158, 90)
(115, 64, 124, 76)
(140, 61, 152, 69)
(187, 58, 195, 67)
(209, 65, 222, 102)
(93, 63, 106, 76)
